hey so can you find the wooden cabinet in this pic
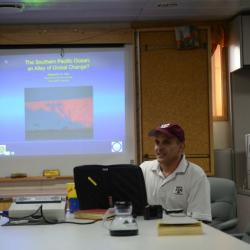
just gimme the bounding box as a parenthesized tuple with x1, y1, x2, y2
(138, 28, 214, 175)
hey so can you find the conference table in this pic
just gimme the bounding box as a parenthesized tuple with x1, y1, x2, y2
(0, 215, 249, 250)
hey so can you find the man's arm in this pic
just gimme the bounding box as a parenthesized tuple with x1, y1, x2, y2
(186, 175, 212, 222)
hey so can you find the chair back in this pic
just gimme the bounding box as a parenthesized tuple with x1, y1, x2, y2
(208, 177, 238, 231)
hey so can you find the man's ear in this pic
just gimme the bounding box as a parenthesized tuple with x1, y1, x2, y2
(179, 142, 185, 153)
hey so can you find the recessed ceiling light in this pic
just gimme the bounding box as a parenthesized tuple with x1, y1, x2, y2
(0, 3, 25, 14)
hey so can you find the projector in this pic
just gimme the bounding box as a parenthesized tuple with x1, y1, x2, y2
(8, 196, 66, 222)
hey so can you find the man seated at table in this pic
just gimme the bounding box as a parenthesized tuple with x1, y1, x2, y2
(140, 122, 212, 222)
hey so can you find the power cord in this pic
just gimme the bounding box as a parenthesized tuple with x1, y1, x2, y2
(1, 205, 45, 225)
(1, 206, 102, 226)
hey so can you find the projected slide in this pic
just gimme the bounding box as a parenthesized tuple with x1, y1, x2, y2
(25, 86, 93, 140)
(0, 47, 127, 157)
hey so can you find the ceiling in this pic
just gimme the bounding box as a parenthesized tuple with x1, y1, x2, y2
(0, 0, 250, 25)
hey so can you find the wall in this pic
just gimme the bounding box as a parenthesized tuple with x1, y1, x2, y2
(230, 68, 250, 233)
(213, 121, 250, 233)
(138, 27, 213, 175)
(212, 68, 250, 233)
(213, 121, 231, 149)
(213, 121, 233, 178)
(237, 194, 250, 232)
(0, 23, 134, 44)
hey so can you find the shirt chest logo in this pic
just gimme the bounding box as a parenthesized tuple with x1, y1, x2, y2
(173, 186, 184, 195)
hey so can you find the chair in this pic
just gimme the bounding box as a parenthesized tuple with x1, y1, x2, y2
(233, 223, 250, 244)
(208, 177, 238, 232)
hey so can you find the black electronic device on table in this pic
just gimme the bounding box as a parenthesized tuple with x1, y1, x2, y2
(74, 164, 148, 216)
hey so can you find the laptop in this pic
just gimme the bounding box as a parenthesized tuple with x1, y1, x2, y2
(74, 164, 148, 215)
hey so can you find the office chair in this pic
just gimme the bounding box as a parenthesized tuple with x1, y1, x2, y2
(208, 177, 238, 232)
(233, 223, 250, 244)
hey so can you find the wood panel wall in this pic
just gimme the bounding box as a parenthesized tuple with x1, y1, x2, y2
(0, 23, 134, 44)
(138, 28, 214, 174)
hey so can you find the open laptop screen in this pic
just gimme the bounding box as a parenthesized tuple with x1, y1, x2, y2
(74, 164, 147, 215)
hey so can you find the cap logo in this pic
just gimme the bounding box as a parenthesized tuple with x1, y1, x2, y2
(160, 123, 170, 128)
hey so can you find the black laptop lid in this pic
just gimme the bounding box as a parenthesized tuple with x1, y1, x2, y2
(74, 164, 147, 215)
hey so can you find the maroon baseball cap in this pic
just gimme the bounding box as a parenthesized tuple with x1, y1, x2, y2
(148, 123, 185, 142)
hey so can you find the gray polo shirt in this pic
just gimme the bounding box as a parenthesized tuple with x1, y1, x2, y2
(140, 155, 212, 222)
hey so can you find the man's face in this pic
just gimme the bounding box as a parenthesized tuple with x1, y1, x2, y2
(154, 133, 184, 166)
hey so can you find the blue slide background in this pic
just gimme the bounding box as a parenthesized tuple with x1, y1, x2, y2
(0, 48, 126, 156)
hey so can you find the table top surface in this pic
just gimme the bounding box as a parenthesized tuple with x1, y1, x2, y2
(0, 215, 249, 250)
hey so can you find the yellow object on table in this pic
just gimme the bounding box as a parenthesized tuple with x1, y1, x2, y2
(66, 183, 79, 213)
(43, 169, 60, 177)
(66, 183, 77, 198)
